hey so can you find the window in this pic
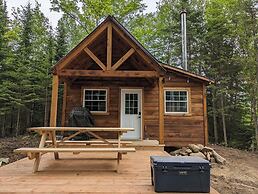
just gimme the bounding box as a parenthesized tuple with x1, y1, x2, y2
(125, 93, 138, 114)
(164, 89, 189, 114)
(83, 89, 107, 113)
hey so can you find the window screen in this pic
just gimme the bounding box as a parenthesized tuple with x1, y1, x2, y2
(84, 89, 107, 112)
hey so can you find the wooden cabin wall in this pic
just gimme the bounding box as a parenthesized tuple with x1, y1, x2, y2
(63, 78, 159, 139)
(163, 74, 205, 147)
(62, 75, 206, 147)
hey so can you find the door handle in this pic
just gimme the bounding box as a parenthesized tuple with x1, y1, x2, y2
(138, 112, 141, 118)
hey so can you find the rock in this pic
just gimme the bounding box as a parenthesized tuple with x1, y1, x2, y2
(197, 144, 204, 150)
(0, 158, 9, 164)
(212, 150, 226, 164)
(188, 144, 200, 153)
(206, 152, 211, 161)
(180, 152, 188, 156)
(190, 152, 206, 160)
(185, 148, 192, 154)
(202, 146, 214, 153)
(210, 157, 216, 163)
(170, 149, 183, 156)
(173, 149, 182, 154)
(0, 158, 9, 166)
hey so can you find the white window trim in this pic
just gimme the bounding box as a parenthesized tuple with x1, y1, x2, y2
(83, 88, 108, 113)
(164, 88, 190, 114)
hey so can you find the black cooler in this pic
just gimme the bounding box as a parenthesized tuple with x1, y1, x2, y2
(150, 156, 210, 193)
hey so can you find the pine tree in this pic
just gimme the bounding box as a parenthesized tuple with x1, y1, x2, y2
(55, 18, 67, 62)
(0, 0, 10, 137)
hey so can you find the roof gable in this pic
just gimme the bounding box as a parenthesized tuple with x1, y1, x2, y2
(52, 15, 212, 84)
(53, 16, 165, 74)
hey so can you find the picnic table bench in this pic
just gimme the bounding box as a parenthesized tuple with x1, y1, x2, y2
(14, 127, 136, 173)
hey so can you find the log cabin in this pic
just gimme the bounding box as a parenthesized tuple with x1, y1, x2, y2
(50, 16, 213, 148)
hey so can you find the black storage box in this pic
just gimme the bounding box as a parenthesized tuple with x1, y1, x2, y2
(150, 156, 210, 193)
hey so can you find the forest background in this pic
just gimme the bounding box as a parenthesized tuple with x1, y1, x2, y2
(0, 0, 257, 150)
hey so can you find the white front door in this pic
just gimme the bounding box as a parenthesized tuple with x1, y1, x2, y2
(120, 89, 142, 140)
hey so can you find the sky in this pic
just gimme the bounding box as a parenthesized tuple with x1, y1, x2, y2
(6, 0, 159, 28)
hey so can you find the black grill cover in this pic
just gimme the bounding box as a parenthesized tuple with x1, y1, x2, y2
(67, 107, 95, 140)
(68, 107, 95, 127)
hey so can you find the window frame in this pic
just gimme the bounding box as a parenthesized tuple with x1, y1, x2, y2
(164, 88, 191, 115)
(82, 88, 108, 114)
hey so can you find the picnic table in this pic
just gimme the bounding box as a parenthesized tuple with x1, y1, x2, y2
(14, 127, 136, 173)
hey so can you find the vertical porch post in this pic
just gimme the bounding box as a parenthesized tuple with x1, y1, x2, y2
(61, 82, 67, 127)
(49, 75, 59, 159)
(159, 77, 165, 144)
(50, 75, 59, 127)
(203, 84, 208, 145)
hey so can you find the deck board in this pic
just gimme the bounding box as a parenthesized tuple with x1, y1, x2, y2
(0, 150, 219, 194)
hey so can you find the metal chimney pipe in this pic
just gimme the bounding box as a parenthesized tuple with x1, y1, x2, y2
(180, 10, 187, 70)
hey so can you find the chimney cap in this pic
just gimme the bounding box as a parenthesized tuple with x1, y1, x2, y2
(180, 10, 187, 15)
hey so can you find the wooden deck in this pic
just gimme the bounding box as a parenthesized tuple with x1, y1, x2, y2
(0, 150, 219, 194)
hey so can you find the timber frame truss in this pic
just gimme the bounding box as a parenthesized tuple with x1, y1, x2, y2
(54, 21, 161, 78)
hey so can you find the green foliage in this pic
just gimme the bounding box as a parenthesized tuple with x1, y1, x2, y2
(50, 0, 146, 48)
(0, 0, 257, 149)
(55, 17, 68, 62)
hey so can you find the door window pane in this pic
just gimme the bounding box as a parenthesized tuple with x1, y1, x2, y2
(125, 93, 138, 115)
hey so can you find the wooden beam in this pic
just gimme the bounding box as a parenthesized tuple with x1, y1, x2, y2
(159, 77, 165, 144)
(61, 82, 67, 127)
(203, 84, 208, 145)
(112, 48, 135, 70)
(50, 75, 59, 127)
(58, 70, 159, 78)
(111, 24, 164, 74)
(84, 47, 106, 70)
(57, 23, 108, 71)
(107, 24, 112, 70)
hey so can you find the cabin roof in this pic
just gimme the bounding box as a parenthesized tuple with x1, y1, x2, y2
(160, 63, 214, 84)
(53, 15, 213, 84)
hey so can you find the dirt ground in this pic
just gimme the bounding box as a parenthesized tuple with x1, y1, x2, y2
(0, 134, 40, 163)
(210, 144, 258, 194)
(0, 136, 258, 194)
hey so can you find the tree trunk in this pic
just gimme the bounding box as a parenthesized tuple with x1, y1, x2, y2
(254, 37, 258, 150)
(212, 88, 218, 144)
(44, 86, 49, 127)
(10, 108, 14, 135)
(30, 103, 34, 127)
(15, 107, 21, 136)
(220, 94, 228, 146)
(252, 97, 258, 150)
(1, 114, 6, 137)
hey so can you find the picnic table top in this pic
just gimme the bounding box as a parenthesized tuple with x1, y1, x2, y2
(28, 127, 134, 132)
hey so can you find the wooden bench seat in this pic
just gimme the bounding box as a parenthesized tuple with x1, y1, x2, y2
(45, 140, 132, 145)
(14, 147, 135, 173)
(14, 147, 135, 153)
